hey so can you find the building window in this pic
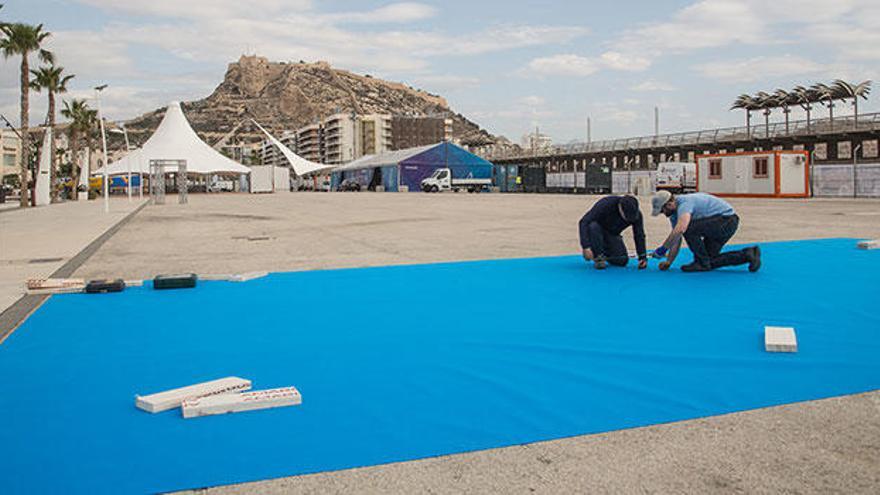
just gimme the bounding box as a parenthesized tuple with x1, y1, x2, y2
(814, 143, 827, 160)
(708, 159, 722, 179)
(863, 140, 878, 159)
(753, 157, 769, 178)
(838, 141, 852, 160)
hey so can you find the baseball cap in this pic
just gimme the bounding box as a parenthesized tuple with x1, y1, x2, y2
(651, 190, 673, 216)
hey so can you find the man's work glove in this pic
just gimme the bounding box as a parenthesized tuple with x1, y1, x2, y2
(652, 246, 668, 259)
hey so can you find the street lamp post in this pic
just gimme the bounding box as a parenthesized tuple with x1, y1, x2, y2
(95, 84, 109, 213)
(110, 125, 132, 202)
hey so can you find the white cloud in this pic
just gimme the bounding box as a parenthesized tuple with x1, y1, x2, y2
(519, 95, 546, 107)
(630, 80, 676, 92)
(695, 55, 825, 83)
(410, 74, 480, 91)
(526, 54, 598, 77)
(599, 51, 650, 72)
(77, 0, 311, 19)
(328, 3, 438, 24)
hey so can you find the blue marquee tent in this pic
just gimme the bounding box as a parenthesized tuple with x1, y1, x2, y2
(331, 142, 494, 192)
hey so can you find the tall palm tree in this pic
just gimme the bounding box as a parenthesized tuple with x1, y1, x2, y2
(61, 99, 96, 200)
(0, 22, 53, 207)
(774, 89, 794, 135)
(791, 85, 816, 132)
(755, 91, 776, 138)
(31, 65, 74, 202)
(832, 79, 872, 129)
(731, 94, 759, 138)
(812, 83, 836, 131)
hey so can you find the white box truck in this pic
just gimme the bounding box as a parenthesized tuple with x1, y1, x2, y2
(655, 162, 696, 193)
(420, 168, 492, 193)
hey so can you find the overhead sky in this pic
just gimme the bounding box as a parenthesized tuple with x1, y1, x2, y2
(2, 0, 879, 145)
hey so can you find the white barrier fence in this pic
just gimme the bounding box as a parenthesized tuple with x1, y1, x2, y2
(812, 164, 880, 198)
(544, 166, 880, 198)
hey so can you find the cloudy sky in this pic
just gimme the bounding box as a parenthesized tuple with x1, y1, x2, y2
(2, 0, 879, 144)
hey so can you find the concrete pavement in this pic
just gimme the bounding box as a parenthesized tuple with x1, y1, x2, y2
(0, 197, 146, 318)
(4, 191, 879, 493)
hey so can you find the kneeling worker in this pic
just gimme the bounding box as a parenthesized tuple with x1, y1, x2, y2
(578, 195, 647, 269)
(650, 190, 761, 272)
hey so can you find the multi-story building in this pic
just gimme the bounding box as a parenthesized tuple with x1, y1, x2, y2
(390, 116, 453, 150)
(223, 141, 263, 166)
(1, 128, 22, 183)
(296, 124, 323, 164)
(359, 114, 392, 157)
(521, 129, 553, 153)
(322, 113, 359, 165)
(259, 114, 450, 170)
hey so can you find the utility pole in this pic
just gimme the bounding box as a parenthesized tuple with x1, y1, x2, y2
(587, 117, 591, 145)
(654, 106, 659, 138)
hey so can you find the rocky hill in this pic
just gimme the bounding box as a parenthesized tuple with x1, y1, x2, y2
(123, 55, 497, 149)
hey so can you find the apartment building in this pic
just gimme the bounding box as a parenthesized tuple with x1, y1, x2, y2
(390, 116, 453, 150)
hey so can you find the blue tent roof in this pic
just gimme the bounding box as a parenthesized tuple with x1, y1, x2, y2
(333, 142, 492, 171)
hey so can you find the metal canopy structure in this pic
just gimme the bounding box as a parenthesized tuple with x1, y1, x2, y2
(149, 159, 187, 205)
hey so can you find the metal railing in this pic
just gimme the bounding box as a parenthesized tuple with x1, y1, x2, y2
(486, 112, 880, 160)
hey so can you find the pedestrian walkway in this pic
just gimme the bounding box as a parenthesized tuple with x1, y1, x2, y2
(0, 198, 146, 315)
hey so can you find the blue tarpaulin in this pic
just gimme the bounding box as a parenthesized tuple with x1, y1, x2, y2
(0, 238, 877, 494)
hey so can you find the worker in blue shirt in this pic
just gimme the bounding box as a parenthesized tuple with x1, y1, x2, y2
(650, 191, 761, 272)
(578, 195, 648, 270)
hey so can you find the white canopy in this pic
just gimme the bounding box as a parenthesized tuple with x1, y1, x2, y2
(96, 102, 251, 176)
(251, 119, 334, 177)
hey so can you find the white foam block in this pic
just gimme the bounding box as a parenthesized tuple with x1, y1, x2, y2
(124, 279, 144, 287)
(200, 273, 233, 281)
(765, 326, 797, 353)
(135, 377, 252, 413)
(182, 386, 302, 418)
(230, 271, 268, 282)
(857, 239, 879, 250)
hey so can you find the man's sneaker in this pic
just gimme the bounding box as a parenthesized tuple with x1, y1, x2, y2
(747, 246, 762, 272)
(594, 255, 607, 270)
(681, 262, 710, 272)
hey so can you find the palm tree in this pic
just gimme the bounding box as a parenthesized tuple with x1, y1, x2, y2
(731, 94, 759, 138)
(832, 79, 872, 129)
(754, 91, 776, 138)
(31, 65, 74, 202)
(61, 99, 96, 200)
(774, 89, 794, 135)
(0, 22, 53, 207)
(811, 83, 837, 131)
(791, 85, 816, 132)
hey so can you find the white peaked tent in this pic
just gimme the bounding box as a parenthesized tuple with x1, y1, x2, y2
(251, 120, 334, 177)
(35, 127, 51, 206)
(96, 102, 251, 176)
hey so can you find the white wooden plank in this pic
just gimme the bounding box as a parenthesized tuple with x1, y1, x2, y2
(230, 271, 269, 282)
(765, 326, 797, 353)
(135, 377, 252, 413)
(182, 386, 302, 418)
(26, 278, 85, 291)
(857, 239, 879, 250)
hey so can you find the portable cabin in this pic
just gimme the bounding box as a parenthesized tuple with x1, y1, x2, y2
(696, 151, 809, 198)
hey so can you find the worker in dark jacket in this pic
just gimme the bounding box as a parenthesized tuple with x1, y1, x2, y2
(578, 195, 648, 269)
